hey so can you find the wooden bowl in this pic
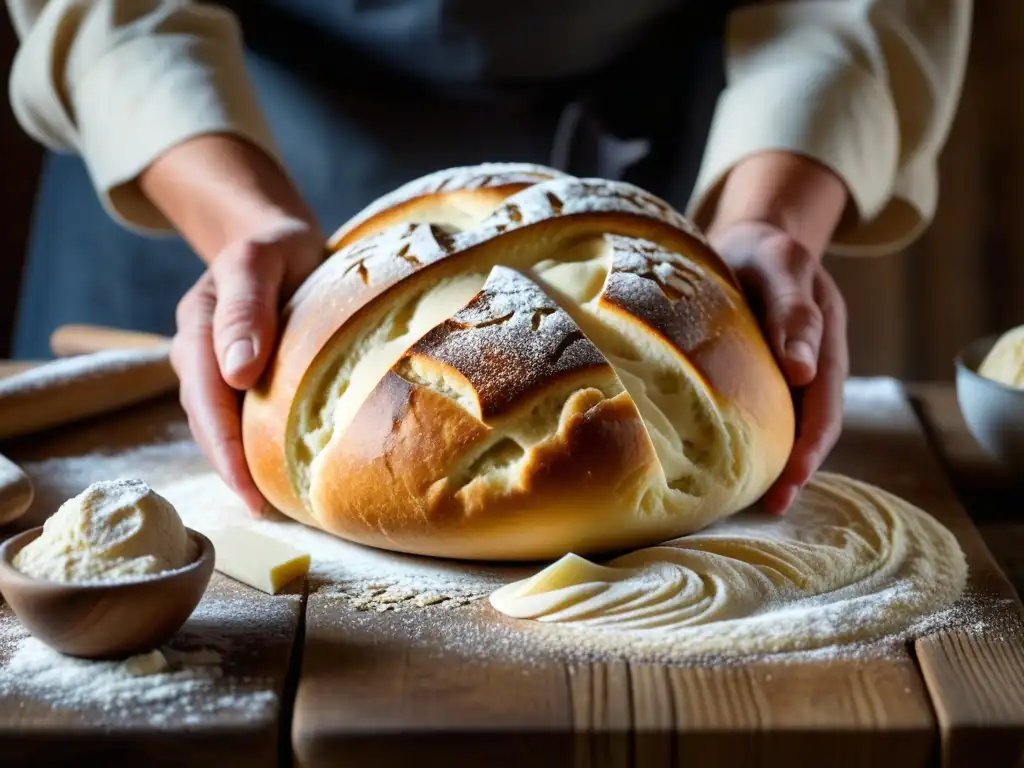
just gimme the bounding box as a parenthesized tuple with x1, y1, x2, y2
(0, 527, 215, 659)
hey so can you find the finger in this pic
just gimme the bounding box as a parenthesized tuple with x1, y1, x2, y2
(761, 482, 800, 516)
(173, 283, 268, 517)
(763, 274, 848, 513)
(212, 242, 286, 391)
(742, 241, 824, 387)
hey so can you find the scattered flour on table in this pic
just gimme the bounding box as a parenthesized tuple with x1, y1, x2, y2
(19, 440, 503, 610)
(158, 468, 978, 663)
(155, 470, 514, 610)
(0, 597, 282, 724)
(11, 398, 998, 663)
(341, 584, 1013, 668)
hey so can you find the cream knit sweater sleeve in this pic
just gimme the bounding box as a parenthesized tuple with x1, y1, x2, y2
(7, 1, 972, 254)
(686, 0, 973, 256)
(5, 0, 278, 232)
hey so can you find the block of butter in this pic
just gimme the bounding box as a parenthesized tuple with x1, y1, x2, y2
(206, 526, 310, 595)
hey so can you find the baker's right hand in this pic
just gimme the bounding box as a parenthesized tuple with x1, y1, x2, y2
(170, 217, 324, 516)
(138, 134, 324, 516)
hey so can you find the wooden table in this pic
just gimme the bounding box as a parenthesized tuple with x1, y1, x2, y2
(1, 361, 1022, 768)
(912, 384, 1024, 597)
(0, 390, 303, 768)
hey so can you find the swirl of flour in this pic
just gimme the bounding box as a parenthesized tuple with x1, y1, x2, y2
(489, 473, 967, 655)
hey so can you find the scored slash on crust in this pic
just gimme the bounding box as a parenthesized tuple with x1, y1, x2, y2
(241, 163, 795, 561)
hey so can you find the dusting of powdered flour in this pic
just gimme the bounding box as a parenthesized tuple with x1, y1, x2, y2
(159, 471, 516, 610)
(323, 584, 1016, 668)
(8, 381, 1002, 664)
(17, 440, 514, 611)
(0, 596, 283, 723)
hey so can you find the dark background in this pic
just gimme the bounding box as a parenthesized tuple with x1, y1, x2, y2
(2, 3, 1021, 379)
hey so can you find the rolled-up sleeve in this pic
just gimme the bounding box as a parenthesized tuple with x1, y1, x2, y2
(686, 0, 973, 257)
(6, 0, 278, 233)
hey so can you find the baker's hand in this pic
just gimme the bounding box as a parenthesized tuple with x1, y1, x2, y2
(711, 220, 849, 514)
(170, 217, 324, 515)
(139, 135, 324, 516)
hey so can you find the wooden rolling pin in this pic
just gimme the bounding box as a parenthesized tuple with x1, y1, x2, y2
(0, 453, 33, 525)
(50, 324, 170, 357)
(0, 325, 176, 441)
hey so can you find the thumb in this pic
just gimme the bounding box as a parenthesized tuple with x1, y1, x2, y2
(212, 242, 286, 390)
(770, 289, 824, 387)
(750, 249, 824, 388)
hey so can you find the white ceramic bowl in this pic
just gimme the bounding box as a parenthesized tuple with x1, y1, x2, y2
(955, 334, 1024, 474)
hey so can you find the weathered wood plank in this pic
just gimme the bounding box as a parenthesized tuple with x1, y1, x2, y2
(628, 659, 934, 767)
(0, 573, 303, 767)
(910, 383, 1024, 596)
(838, 380, 1024, 768)
(295, 607, 935, 768)
(0, 398, 304, 766)
(292, 597, 574, 768)
(294, 379, 944, 768)
(917, 631, 1024, 768)
(910, 383, 1022, 524)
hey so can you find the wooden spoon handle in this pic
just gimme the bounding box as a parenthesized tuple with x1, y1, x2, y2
(0, 453, 33, 525)
(50, 324, 171, 357)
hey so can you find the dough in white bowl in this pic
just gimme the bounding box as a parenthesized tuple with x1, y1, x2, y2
(978, 324, 1024, 388)
(490, 472, 967, 656)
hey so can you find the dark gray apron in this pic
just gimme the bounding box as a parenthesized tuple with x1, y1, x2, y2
(11, 1, 736, 358)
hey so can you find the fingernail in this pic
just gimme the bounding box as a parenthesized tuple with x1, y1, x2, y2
(785, 340, 815, 368)
(770, 486, 798, 515)
(776, 491, 796, 514)
(224, 338, 256, 377)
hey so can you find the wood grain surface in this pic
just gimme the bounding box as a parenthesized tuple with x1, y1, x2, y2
(911, 384, 1024, 524)
(2, 365, 1023, 768)
(0, 575, 303, 767)
(295, 598, 936, 768)
(844, 383, 1024, 768)
(297, 379, 1020, 768)
(0, 392, 305, 767)
(907, 385, 1024, 767)
(910, 383, 1024, 597)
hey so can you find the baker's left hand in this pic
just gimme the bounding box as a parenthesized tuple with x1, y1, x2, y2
(711, 220, 849, 514)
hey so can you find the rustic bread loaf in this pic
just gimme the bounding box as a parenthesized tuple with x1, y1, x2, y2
(242, 163, 795, 561)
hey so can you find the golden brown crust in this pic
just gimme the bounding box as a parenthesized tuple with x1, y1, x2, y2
(329, 187, 529, 253)
(309, 381, 662, 560)
(327, 162, 567, 252)
(242, 164, 796, 560)
(405, 267, 612, 419)
(597, 234, 794, 501)
(245, 181, 745, 519)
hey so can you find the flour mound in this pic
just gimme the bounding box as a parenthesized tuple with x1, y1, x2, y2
(490, 472, 968, 656)
(14, 479, 194, 583)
